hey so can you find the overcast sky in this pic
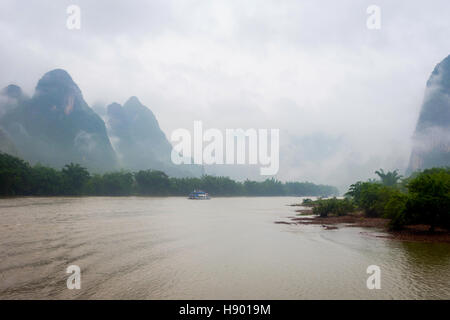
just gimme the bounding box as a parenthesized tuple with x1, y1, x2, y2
(0, 0, 449, 190)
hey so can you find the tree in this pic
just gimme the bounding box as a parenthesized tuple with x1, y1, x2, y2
(101, 171, 133, 195)
(375, 169, 402, 187)
(346, 181, 364, 204)
(346, 181, 396, 217)
(31, 164, 63, 195)
(86, 171, 134, 196)
(0, 152, 32, 195)
(384, 191, 409, 230)
(404, 168, 450, 232)
(61, 163, 90, 195)
(135, 170, 170, 195)
(0, 154, 340, 197)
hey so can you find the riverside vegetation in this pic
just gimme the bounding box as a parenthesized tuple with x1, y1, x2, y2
(300, 168, 450, 232)
(0, 153, 338, 197)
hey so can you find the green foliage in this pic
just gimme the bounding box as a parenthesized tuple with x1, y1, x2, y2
(0, 154, 339, 197)
(243, 178, 284, 196)
(346, 181, 390, 217)
(31, 164, 63, 195)
(86, 171, 133, 196)
(312, 198, 354, 217)
(135, 170, 170, 195)
(346, 167, 450, 231)
(403, 168, 450, 231)
(346, 169, 404, 218)
(382, 168, 450, 231)
(358, 183, 397, 217)
(62, 163, 90, 195)
(345, 181, 364, 203)
(375, 169, 402, 187)
(0, 152, 32, 195)
(384, 191, 409, 229)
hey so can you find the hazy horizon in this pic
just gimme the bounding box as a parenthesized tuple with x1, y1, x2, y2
(1, 0, 449, 191)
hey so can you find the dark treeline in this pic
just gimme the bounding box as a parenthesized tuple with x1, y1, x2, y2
(0, 153, 339, 197)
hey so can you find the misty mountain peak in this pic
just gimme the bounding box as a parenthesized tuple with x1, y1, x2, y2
(0, 69, 118, 171)
(107, 102, 123, 114)
(124, 96, 142, 107)
(105, 97, 183, 173)
(416, 54, 450, 131)
(122, 96, 157, 119)
(37, 69, 77, 88)
(1, 84, 24, 99)
(107, 98, 160, 138)
(39, 68, 74, 82)
(34, 69, 82, 106)
(427, 54, 450, 90)
(408, 54, 450, 172)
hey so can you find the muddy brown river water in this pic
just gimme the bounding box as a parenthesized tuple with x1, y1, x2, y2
(0, 196, 449, 299)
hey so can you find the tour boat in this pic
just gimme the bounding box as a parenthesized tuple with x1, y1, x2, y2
(188, 190, 210, 200)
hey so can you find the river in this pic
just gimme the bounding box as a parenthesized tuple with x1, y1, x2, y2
(0, 196, 449, 299)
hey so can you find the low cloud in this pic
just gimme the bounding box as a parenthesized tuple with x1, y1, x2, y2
(0, 0, 449, 189)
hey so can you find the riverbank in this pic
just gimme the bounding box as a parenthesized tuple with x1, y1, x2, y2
(276, 210, 450, 243)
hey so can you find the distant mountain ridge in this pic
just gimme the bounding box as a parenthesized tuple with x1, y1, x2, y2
(106, 96, 200, 176)
(0, 69, 117, 171)
(408, 55, 450, 172)
(0, 69, 198, 177)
